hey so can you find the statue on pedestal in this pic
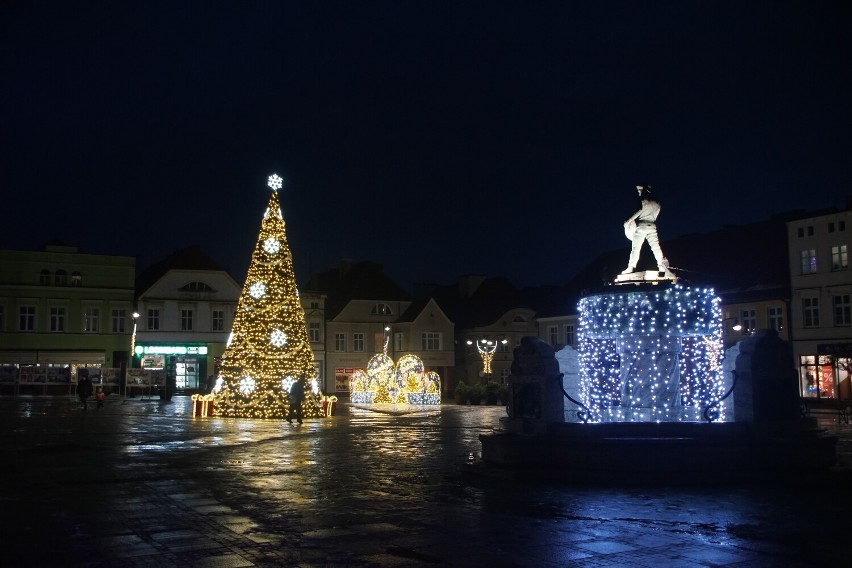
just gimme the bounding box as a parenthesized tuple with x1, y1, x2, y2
(621, 184, 674, 279)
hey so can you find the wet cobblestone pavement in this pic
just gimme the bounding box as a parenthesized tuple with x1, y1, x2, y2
(1, 395, 851, 567)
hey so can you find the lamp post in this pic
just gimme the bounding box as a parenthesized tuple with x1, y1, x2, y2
(466, 338, 508, 377)
(125, 312, 139, 402)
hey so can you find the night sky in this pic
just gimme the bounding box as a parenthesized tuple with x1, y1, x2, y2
(2, 1, 850, 290)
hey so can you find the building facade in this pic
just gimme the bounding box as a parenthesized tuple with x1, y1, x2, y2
(133, 247, 241, 391)
(0, 244, 135, 392)
(788, 207, 852, 400)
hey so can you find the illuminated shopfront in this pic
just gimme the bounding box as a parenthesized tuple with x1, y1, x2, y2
(799, 345, 852, 400)
(133, 344, 210, 390)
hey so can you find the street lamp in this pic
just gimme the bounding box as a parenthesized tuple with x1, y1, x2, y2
(722, 317, 742, 333)
(466, 338, 508, 376)
(124, 312, 140, 403)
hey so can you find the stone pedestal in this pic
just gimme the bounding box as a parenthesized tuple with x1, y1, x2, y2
(733, 329, 801, 423)
(501, 337, 564, 435)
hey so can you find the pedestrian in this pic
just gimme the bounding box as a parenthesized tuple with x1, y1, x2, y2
(77, 374, 93, 410)
(95, 386, 105, 409)
(287, 376, 305, 424)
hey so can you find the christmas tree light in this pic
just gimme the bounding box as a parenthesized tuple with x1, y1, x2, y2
(212, 174, 324, 419)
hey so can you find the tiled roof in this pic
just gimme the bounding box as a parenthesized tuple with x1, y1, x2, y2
(135, 245, 228, 298)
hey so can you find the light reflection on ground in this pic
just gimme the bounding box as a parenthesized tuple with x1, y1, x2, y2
(2, 395, 851, 566)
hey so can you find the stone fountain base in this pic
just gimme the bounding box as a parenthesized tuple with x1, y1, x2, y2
(477, 419, 837, 483)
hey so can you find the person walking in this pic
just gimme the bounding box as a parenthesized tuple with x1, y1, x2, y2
(95, 386, 105, 409)
(77, 374, 93, 411)
(287, 376, 305, 424)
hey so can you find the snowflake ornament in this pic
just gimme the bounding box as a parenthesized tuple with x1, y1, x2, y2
(270, 329, 288, 347)
(268, 173, 283, 190)
(239, 376, 256, 395)
(263, 238, 281, 254)
(249, 282, 266, 299)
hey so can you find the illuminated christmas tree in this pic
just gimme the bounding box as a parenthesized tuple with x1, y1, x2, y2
(213, 174, 324, 419)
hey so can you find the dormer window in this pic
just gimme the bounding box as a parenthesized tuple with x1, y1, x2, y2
(180, 281, 214, 292)
(371, 303, 393, 315)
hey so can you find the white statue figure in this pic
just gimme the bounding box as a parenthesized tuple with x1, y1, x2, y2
(622, 184, 673, 277)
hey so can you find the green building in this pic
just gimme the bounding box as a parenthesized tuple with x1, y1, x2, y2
(0, 243, 135, 393)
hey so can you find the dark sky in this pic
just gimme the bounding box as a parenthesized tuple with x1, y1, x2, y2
(2, 1, 850, 290)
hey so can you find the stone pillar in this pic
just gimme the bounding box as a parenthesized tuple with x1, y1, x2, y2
(502, 337, 564, 434)
(733, 329, 801, 422)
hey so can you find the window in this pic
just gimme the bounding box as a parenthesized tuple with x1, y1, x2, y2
(353, 333, 365, 352)
(147, 308, 160, 330)
(807, 226, 814, 236)
(71, 272, 82, 286)
(422, 332, 441, 351)
(111, 309, 126, 333)
(371, 303, 392, 315)
(335, 333, 346, 352)
(180, 281, 214, 292)
(212, 310, 225, 331)
(767, 307, 783, 331)
(564, 324, 575, 346)
(803, 297, 820, 328)
(829, 222, 836, 233)
(40, 269, 51, 285)
(801, 249, 817, 274)
(19, 306, 35, 331)
(50, 307, 65, 332)
(741, 309, 757, 333)
(840, 220, 847, 231)
(797, 227, 804, 238)
(394, 332, 403, 351)
(548, 326, 558, 346)
(55, 269, 68, 286)
(181, 309, 193, 331)
(308, 321, 321, 342)
(831, 245, 848, 271)
(499, 339, 510, 353)
(83, 308, 99, 332)
(833, 295, 851, 326)
(310, 301, 320, 309)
